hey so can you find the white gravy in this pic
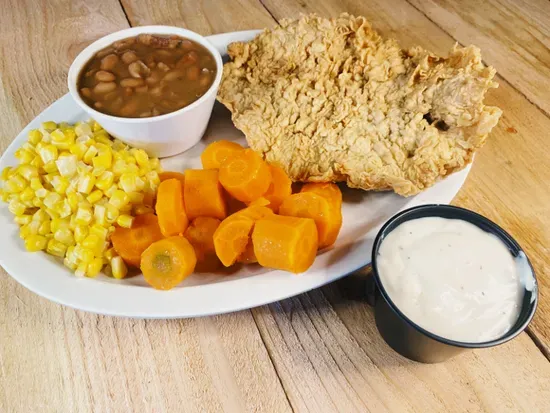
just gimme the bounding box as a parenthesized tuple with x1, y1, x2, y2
(376, 217, 531, 343)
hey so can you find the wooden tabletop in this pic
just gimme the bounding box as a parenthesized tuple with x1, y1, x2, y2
(1, 0, 550, 412)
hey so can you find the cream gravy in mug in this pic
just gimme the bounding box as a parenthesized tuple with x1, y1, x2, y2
(376, 217, 532, 343)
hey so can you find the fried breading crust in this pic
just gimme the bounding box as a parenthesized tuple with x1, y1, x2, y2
(217, 14, 502, 196)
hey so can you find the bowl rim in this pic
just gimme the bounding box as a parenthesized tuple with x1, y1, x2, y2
(67, 25, 224, 123)
(371, 204, 538, 349)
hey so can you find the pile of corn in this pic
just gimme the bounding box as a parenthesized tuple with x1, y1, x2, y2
(0, 120, 162, 278)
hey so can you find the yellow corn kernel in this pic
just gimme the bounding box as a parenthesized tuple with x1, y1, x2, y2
(75, 205, 93, 225)
(93, 146, 112, 169)
(82, 233, 102, 250)
(150, 158, 161, 171)
(30, 177, 43, 190)
(47, 239, 67, 257)
(38, 144, 58, 164)
(132, 149, 149, 167)
(54, 228, 75, 246)
(41, 121, 57, 131)
(51, 176, 69, 194)
(25, 234, 48, 252)
(0, 189, 8, 202)
(121, 173, 145, 193)
(95, 170, 114, 191)
(86, 257, 104, 278)
(75, 261, 87, 277)
(30, 156, 43, 169)
(133, 204, 154, 215)
(69, 142, 88, 160)
(105, 203, 119, 223)
(109, 190, 129, 209)
(1, 166, 13, 180)
(43, 192, 62, 210)
(116, 214, 134, 229)
(94, 204, 106, 226)
(91, 120, 103, 133)
(17, 164, 39, 181)
(83, 145, 98, 164)
(75, 122, 93, 137)
(32, 209, 48, 222)
(55, 154, 77, 177)
(28, 129, 43, 145)
(58, 200, 73, 219)
(111, 256, 128, 279)
(128, 191, 144, 204)
(32, 197, 43, 208)
(35, 187, 49, 199)
(104, 247, 116, 261)
(51, 218, 70, 233)
(74, 245, 94, 263)
(15, 148, 34, 164)
(14, 215, 32, 226)
(45, 207, 59, 219)
(8, 199, 27, 216)
(63, 257, 78, 271)
(43, 161, 58, 174)
(50, 129, 70, 143)
(19, 187, 34, 202)
(112, 160, 127, 176)
(77, 173, 96, 194)
(38, 220, 51, 235)
(4, 174, 27, 193)
(86, 189, 103, 204)
(90, 224, 108, 240)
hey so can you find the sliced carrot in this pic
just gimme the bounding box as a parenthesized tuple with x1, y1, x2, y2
(159, 171, 186, 186)
(301, 182, 342, 247)
(185, 217, 222, 272)
(219, 149, 272, 203)
(237, 240, 257, 264)
(140, 236, 197, 290)
(156, 178, 189, 237)
(143, 190, 156, 207)
(248, 197, 271, 208)
(301, 182, 343, 208)
(184, 169, 227, 220)
(279, 192, 341, 248)
(213, 215, 255, 267)
(201, 140, 244, 169)
(111, 213, 164, 267)
(252, 215, 318, 273)
(234, 205, 274, 220)
(263, 165, 292, 212)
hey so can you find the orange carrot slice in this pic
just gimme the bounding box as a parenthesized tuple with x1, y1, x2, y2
(219, 149, 272, 203)
(159, 171, 186, 186)
(263, 165, 292, 212)
(140, 236, 197, 290)
(184, 169, 227, 220)
(279, 192, 340, 248)
(201, 140, 244, 169)
(213, 215, 255, 267)
(237, 240, 257, 264)
(248, 197, 271, 208)
(156, 178, 189, 237)
(111, 213, 164, 267)
(301, 182, 342, 247)
(185, 217, 222, 272)
(252, 215, 318, 273)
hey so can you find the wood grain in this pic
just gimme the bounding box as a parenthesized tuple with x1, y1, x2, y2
(2, 0, 550, 412)
(407, 0, 550, 116)
(120, 0, 275, 33)
(252, 280, 550, 412)
(259, 0, 550, 357)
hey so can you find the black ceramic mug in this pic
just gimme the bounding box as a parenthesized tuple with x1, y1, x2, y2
(368, 204, 538, 363)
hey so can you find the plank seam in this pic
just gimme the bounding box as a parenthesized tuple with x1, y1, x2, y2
(118, 0, 132, 27)
(403, 0, 550, 120)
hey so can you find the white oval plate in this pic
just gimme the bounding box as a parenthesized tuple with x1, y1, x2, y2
(0, 30, 470, 318)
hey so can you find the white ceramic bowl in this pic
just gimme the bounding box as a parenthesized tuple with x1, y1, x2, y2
(68, 26, 223, 158)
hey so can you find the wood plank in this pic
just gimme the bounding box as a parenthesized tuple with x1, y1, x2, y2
(252, 283, 550, 412)
(0, 1, 291, 412)
(259, 0, 550, 356)
(407, 0, 550, 116)
(120, 0, 275, 33)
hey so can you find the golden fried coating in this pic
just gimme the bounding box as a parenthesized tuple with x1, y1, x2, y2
(217, 14, 501, 196)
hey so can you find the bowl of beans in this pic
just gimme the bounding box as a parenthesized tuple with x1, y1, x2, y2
(68, 26, 223, 157)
